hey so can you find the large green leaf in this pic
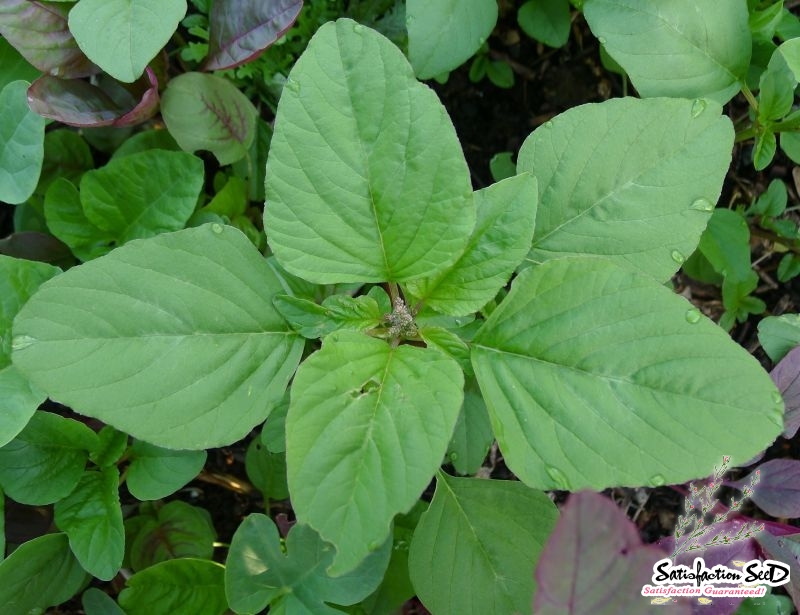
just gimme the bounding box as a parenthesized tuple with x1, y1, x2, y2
(0, 411, 97, 505)
(517, 97, 733, 281)
(55, 467, 124, 581)
(0, 80, 45, 204)
(0, 255, 59, 445)
(406, 0, 498, 79)
(69, 0, 187, 82)
(161, 72, 258, 165)
(471, 257, 783, 491)
(409, 474, 558, 614)
(287, 331, 464, 575)
(0, 533, 87, 613)
(225, 515, 391, 614)
(583, 0, 750, 102)
(264, 19, 474, 284)
(406, 173, 537, 316)
(118, 558, 227, 615)
(12, 225, 304, 450)
(80, 149, 204, 245)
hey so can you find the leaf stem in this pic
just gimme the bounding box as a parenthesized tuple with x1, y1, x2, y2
(741, 83, 759, 113)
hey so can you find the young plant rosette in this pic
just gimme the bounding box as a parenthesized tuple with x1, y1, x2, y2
(7, 18, 784, 613)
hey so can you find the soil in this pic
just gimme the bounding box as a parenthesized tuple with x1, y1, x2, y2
(4, 8, 800, 615)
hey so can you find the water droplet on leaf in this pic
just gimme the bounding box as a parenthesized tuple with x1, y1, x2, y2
(11, 335, 36, 351)
(685, 308, 701, 324)
(671, 250, 685, 264)
(353, 23, 365, 33)
(772, 391, 784, 405)
(368, 540, 381, 551)
(691, 99, 707, 118)
(544, 121, 554, 128)
(689, 198, 713, 212)
(211, 223, 223, 234)
(286, 79, 300, 93)
(546, 466, 570, 490)
(449, 452, 459, 462)
(651, 474, 666, 486)
(598, 36, 607, 45)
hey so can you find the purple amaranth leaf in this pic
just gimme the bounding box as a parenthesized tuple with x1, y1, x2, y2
(756, 532, 800, 612)
(0, 0, 97, 78)
(770, 345, 800, 438)
(533, 491, 690, 615)
(27, 67, 159, 128)
(728, 459, 800, 518)
(204, 0, 303, 71)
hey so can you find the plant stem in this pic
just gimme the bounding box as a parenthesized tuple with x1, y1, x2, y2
(388, 282, 399, 303)
(741, 83, 759, 113)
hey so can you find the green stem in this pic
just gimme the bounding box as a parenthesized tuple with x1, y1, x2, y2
(735, 125, 757, 143)
(740, 82, 759, 113)
(388, 282, 399, 304)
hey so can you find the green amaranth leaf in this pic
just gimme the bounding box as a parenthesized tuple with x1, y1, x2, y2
(406, 0, 498, 79)
(80, 149, 204, 245)
(406, 172, 537, 316)
(126, 440, 206, 501)
(225, 515, 391, 614)
(161, 72, 258, 165)
(287, 330, 464, 575)
(759, 314, 800, 363)
(118, 558, 227, 615)
(0, 533, 87, 613)
(55, 467, 124, 581)
(68, 0, 187, 82)
(273, 292, 386, 339)
(409, 474, 558, 614)
(44, 178, 114, 261)
(471, 257, 783, 491)
(518, 97, 733, 281)
(0, 411, 98, 505)
(127, 501, 215, 571)
(583, 0, 750, 103)
(0, 255, 59, 445)
(517, 0, 572, 48)
(0, 80, 45, 204)
(12, 225, 303, 450)
(446, 378, 494, 475)
(264, 19, 475, 284)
